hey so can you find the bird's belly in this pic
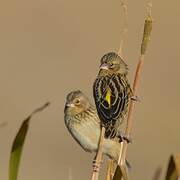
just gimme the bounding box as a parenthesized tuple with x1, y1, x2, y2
(71, 120, 100, 152)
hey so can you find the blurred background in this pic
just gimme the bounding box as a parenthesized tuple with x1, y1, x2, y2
(0, 0, 179, 179)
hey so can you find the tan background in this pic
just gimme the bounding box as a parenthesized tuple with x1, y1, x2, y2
(0, 0, 180, 179)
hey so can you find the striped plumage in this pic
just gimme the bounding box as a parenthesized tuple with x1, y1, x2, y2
(64, 90, 123, 161)
(93, 52, 132, 138)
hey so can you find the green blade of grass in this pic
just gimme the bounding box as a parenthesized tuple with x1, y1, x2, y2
(9, 118, 30, 180)
(9, 102, 50, 180)
(165, 154, 180, 180)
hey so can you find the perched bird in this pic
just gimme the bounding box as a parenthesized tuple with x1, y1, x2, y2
(64, 90, 123, 162)
(93, 52, 132, 139)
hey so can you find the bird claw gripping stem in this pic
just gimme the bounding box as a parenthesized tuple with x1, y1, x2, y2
(123, 136, 132, 144)
(118, 132, 132, 144)
(131, 95, 141, 102)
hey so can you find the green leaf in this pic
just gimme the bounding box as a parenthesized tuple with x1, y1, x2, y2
(113, 165, 123, 180)
(165, 154, 180, 180)
(9, 102, 50, 180)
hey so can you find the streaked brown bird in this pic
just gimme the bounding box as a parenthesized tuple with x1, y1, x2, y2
(64, 90, 123, 162)
(93, 52, 132, 139)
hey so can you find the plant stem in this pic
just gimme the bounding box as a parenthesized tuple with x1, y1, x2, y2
(117, 3, 153, 179)
(91, 127, 105, 180)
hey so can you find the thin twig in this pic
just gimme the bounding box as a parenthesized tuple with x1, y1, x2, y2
(91, 127, 105, 180)
(110, 160, 115, 179)
(117, 2, 153, 179)
(106, 160, 116, 180)
(106, 160, 112, 180)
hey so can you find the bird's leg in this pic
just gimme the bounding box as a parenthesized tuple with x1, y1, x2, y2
(131, 95, 141, 102)
(118, 131, 132, 144)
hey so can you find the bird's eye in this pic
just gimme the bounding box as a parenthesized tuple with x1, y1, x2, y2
(74, 99, 80, 105)
(109, 63, 114, 67)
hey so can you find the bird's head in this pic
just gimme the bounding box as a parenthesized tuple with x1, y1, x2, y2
(64, 90, 90, 116)
(99, 52, 128, 75)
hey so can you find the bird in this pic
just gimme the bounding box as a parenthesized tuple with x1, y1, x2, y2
(64, 90, 123, 162)
(93, 52, 132, 139)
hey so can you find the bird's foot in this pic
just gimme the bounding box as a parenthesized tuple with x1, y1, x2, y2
(118, 132, 132, 144)
(131, 95, 141, 102)
(123, 136, 132, 144)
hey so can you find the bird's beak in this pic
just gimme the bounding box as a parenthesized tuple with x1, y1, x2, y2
(100, 63, 109, 70)
(64, 103, 75, 112)
(65, 103, 75, 108)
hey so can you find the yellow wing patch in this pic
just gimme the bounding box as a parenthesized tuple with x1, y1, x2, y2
(105, 89, 111, 108)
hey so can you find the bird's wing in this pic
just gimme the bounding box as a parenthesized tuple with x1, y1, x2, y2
(93, 74, 130, 125)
